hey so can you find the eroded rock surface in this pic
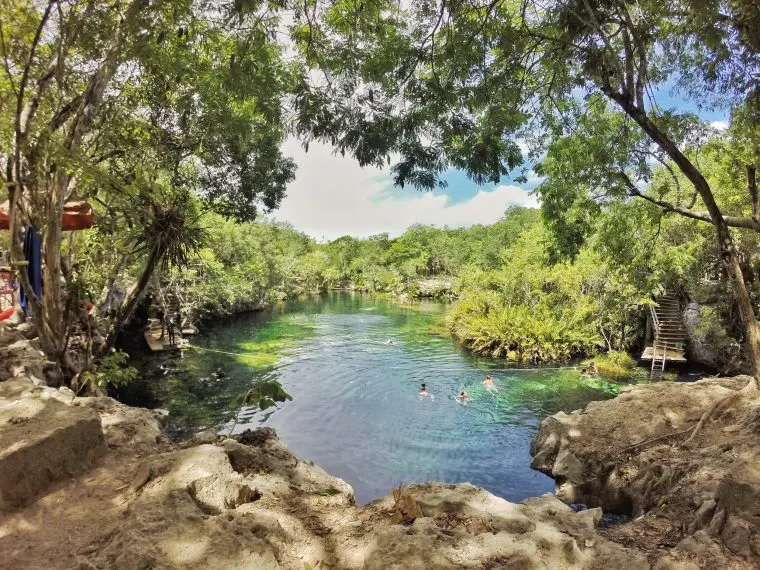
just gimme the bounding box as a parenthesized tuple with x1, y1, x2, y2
(0, 374, 649, 569)
(0, 381, 106, 511)
(532, 376, 760, 568)
(0, 314, 60, 385)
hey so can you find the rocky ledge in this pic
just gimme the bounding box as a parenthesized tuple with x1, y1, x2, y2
(0, 375, 650, 569)
(531, 376, 760, 568)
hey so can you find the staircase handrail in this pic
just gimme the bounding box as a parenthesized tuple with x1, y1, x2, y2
(649, 303, 660, 334)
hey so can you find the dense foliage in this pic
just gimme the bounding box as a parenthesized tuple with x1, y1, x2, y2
(2, 0, 758, 383)
(1, 0, 295, 377)
(142, 205, 645, 364)
(166, 206, 544, 319)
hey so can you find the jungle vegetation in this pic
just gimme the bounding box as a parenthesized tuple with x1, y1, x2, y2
(1, 0, 758, 382)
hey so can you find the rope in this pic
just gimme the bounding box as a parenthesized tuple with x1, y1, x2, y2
(183, 344, 580, 372)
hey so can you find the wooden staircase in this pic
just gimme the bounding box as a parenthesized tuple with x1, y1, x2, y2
(648, 294, 687, 380)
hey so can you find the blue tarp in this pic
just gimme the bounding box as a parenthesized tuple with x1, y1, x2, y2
(20, 226, 42, 314)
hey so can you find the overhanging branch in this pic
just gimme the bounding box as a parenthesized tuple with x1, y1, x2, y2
(620, 171, 760, 231)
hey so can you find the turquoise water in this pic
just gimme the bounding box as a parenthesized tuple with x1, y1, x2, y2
(130, 293, 622, 504)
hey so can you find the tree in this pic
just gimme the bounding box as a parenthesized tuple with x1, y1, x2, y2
(291, 0, 760, 386)
(1, 0, 295, 380)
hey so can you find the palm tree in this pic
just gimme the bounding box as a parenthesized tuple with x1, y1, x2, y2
(100, 189, 206, 353)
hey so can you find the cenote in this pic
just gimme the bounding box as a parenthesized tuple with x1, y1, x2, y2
(126, 292, 624, 504)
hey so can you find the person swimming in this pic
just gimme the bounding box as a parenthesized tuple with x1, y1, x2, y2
(384, 338, 397, 345)
(457, 391, 470, 402)
(483, 374, 498, 392)
(419, 383, 429, 396)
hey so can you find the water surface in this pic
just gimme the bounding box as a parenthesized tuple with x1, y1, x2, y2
(130, 293, 621, 504)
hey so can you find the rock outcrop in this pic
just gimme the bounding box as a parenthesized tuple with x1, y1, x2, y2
(0, 310, 59, 385)
(3, 317, 758, 568)
(532, 376, 760, 568)
(1, 375, 648, 569)
(416, 278, 454, 299)
(0, 381, 106, 511)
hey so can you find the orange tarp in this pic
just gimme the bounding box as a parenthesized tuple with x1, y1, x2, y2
(0, 200, 95, 231)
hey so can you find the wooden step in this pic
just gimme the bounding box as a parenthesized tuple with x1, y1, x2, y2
(641, 346, 687, 361)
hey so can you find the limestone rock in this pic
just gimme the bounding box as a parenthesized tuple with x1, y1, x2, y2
(0, 396, 106, 510)
(74, 395, 164, 447)
(193, 427, 218, 444)
(15, 322, 36, 339)
(531, 376, 760, 569)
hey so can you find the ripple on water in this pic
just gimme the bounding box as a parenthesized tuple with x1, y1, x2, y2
(137, 293, 622, 504)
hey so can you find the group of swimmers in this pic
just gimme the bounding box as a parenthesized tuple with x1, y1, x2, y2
(419, 374, 498, 403)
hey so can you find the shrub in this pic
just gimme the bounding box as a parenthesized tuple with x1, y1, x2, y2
(78, 350, 138, 392)
(585, 350, 637, 379)
(446, 292, 599, 362)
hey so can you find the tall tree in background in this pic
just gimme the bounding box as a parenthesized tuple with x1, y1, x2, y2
(1, 0, 295, 379)
(291, 0, 760, 385)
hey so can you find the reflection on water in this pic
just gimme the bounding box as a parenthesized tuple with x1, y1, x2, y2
(128, 292, 624, 504)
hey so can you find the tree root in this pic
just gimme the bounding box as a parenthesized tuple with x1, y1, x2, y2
(623, 378, 759, 452)
(682, 393, 743, 447)
(622, 427, 693, 453)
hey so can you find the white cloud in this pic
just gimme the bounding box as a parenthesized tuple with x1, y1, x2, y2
(271, 139, 538, 240)
(710, 120, 728, 131)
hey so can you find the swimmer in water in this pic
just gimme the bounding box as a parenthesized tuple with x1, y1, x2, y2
(419, 383, 429, 396)
(384, 338, 397, 345)
(457, 391, 470, 402)
(483, 374, 498, 392)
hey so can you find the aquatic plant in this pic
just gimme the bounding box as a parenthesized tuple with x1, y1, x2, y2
(228, 381, 292, 436)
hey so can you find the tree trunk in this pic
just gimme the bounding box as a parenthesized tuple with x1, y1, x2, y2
(39, 170, 69, 367)
(101, 243, 164, 353)
(4, 3, 135, 382)
(718, 221, 760, 390)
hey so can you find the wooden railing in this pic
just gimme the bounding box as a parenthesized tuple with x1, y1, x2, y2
(649, 303, 667, 380)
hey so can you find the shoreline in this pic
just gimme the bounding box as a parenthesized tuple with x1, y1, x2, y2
(2, 369, 757, 567)
(0, 374, 642, 568)
(3, 306, 753, 567)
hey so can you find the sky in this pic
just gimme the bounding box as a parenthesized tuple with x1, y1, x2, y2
(271, 138, 540, 241)
(270, 82, 729, 241)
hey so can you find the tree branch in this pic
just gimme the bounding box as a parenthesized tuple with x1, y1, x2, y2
(749, 164, 758, 225)
(621, 171, 760, 231)
(15, 0, 56, 134)
(622, 27, 634, 97)
(604, 89, 730, 230)
(613, 0, 646, 109)
(578, 0, 626, 96)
